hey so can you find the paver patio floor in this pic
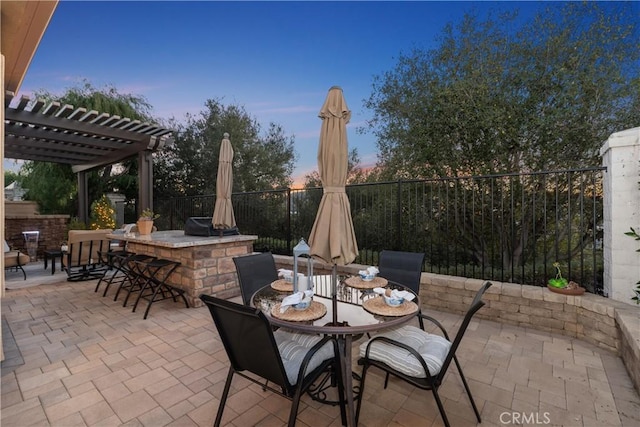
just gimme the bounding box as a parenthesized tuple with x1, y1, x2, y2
(2, 264, 639, 426)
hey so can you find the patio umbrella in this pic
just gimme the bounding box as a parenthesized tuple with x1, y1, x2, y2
(212, 133, 237, 230)
(309, 86, 359, 266)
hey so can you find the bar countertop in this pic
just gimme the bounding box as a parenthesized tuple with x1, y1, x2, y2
(107, 230, 258, 249)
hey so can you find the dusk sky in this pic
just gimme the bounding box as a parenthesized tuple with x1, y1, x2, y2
(12, 1, 556, 183)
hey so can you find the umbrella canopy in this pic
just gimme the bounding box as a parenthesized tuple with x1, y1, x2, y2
(212, 133, 237, 229)
(308, 86, 359, 265)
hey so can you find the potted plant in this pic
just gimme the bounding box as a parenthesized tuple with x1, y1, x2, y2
(137, 208, 159, 235)
(547, 262, 585, 295)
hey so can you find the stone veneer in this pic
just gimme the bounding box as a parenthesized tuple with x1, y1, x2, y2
(273, 255, 640, 394)
(5, 215, 70, 257)
(122, 232, 257, 308)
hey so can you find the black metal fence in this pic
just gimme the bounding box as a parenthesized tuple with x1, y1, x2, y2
(156, 167, 605, 294)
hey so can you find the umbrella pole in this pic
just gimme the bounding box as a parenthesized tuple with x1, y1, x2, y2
(332, 263, 338, 325)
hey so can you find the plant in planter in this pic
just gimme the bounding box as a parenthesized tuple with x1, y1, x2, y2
(547, 262, 585, 295)
(548, 262, 568, 288)
(137, 208, 159, 235)
(139, 208, 160, 221)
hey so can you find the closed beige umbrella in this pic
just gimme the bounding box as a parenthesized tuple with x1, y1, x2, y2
(309, 86, 358, 266)
(212, 133, 237, 230)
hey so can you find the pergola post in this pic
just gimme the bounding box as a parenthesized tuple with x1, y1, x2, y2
(138, 150, 153, 215)
(78, 171, 89, 224)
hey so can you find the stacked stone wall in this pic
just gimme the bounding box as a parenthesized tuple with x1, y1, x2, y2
(5, 215, 70, 258)
(128, 239, 253, 307)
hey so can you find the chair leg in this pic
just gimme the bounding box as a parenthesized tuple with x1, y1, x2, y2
(355, 363, 369, 425)
(432, 387, 450, 427)
(288, 386, 304, 427)
(141, 283, 164, 320)
(214, 368, 234, 427)
(453, 355, 482, 422)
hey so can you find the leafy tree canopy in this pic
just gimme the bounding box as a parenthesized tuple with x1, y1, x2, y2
(155, 98, 296, 197)
(303, 148, 366, 188)
(364, 2, 639, 179)
(4, 170, 19, 187)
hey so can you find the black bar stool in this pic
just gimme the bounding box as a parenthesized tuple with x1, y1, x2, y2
(114, 254, 157, 304)
(130, 258, 187, 319)
(95, 248, 135, 297)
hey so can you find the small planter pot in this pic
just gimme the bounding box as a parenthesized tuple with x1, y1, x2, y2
(547, 285, 585, 295)
(137, 220, 154, 235)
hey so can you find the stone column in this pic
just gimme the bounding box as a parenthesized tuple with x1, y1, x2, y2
(600, 127, 640, 304)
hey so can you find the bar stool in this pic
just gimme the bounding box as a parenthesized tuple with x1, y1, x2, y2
(131, 258, 188, 319)
(113, 254, 157, 304)
(95, 248, 135, 297)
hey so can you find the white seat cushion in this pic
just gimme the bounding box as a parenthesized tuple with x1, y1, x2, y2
(275, 329, 334, 385)
(359, 325, 451, 378)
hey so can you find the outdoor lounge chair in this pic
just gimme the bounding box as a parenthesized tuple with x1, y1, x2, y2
(62, 229, 112, 281)
(4, 240, 30, 280)
(356, 281, 492, 427)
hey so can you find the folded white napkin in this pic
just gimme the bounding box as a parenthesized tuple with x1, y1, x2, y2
(358, 266, 380, 276)
(372, 287, 415, 301)
(280, 290, 314, 313)
(278, 268, 293, 277)
(278, 269, 294, 282)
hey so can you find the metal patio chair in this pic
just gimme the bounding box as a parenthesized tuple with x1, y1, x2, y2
(233, 252, 279, 305)
(199, 294, 345, 426)
(356, 281, 492, 427)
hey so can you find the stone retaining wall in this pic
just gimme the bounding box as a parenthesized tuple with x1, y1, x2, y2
(421, 273, 640, 393)
(273, 255, 640, 393)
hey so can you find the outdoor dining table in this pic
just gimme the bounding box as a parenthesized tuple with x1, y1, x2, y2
(251, 274, 419, 427)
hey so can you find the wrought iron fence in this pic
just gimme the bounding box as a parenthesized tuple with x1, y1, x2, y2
(156, 167, 605, 294)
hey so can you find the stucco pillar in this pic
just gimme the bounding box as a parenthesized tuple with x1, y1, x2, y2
(1, 54, 6, 361)
(600, 127, 640, 304)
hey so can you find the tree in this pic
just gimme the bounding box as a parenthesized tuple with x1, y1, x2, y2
(19, 81, 155, 214)
(154, 98, 296, 198)
(20, 162, 76, 214)
(364, 2, 639, 179)
(4, 170, 19, 187)
(361, 2, 633, 276)
(303, 148, 365, 188)
(89, 195, 116, 230)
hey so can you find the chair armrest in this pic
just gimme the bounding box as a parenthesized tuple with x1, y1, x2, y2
(418, 314, 451, 340)
(363, 335, 434, 381)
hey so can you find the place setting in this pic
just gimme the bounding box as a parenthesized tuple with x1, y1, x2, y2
(271, 290, 327, 321)
(362, 287, 418, 317)
(270, 268, 296, 292)
(344, 266, 388, 289)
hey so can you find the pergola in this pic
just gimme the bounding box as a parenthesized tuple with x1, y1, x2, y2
(2, 0, 174, 223)
(4, 91, 174, 222)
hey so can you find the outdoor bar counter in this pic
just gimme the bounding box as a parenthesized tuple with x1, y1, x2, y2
(107, 230, 258, 307)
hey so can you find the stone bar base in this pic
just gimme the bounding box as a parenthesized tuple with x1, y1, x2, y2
(109, 230, 257, 307)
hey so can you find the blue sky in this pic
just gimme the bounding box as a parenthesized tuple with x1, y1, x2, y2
(12, 0, 551, 184)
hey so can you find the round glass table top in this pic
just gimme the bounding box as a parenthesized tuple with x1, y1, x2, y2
(252, 274, 419, 335)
